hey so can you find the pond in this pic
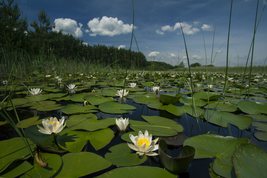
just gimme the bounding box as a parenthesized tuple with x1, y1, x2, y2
(0, 71, 267, 178)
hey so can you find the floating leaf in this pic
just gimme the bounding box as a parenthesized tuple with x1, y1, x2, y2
(1, 161, 32, 178)
(61, 104, 97, 115)
(21, 153, 62, 178)
(184, 134, 249, 159)
(159, 94, 179, 105)
(204, 110, 252, 130)
(105, 143, 147, 167)
(56, 152, 111, 178)
(16, 116, 41, 128)
(99, 102, 135, 114)
(66, 115, 115, 132)
(233, 144, 267, 178)
(141, 115, 183, 132)
(162, 104, 185, 116)
(0, 138, 35, 173)
(30, 101, 62, 111)
(87, 128, 114, 150)
(238, 101, 267, 114)
(85, 95, 114, 105)
(130, 120, 178, 137)
(96, 166, 176, 178)
(254, 131, 267, 141)
(205, 101, 237, 112)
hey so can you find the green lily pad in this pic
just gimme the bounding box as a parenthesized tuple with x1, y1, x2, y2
(105, 143, 147, 167)
(233, 144, 267, 178)
(56, 152, 111, 178)
(179, 96, 207, 107)
(100, 88, 117, 97)
(1, 161, 32, 178)
(30, 101, 62, 111)
(194, 92, 220, 101)
(204, 110, 252, 130)
(141, 115, 183, 132)
(66, 115, 115, 132)
(205, 101, 237, 112)
(131, 93, 162, 109)
(99, 102, 135, 114)
(238, 101, 267, 114)
(130, 120, 178, 137)
(184, 134, 249, 159)
(182, 105, 204, 118)
(0, 137, 35, 173)
(85, 95, 114, 105)
(159, 94, 179, 105)
(162, 104, 185, 116)
(254, 131, 267, 141)
(250, 115, 267, 122)
(21, 153, 62, 178)
(61, 104, 97, 115)
(96, 166, 176, 178)
(87, 128, 115, 150)
(187, 133, 249, 177)
(16, 116, 41, 129)
(252, 121, 267, 131)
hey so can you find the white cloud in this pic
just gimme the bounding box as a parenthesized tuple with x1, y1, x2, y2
(118, 45, 126, 49)
(148, 51, 160, 57)
(201, 24, 213, 31)
(170, 53, 177, 57)
(53, 18, 83, 38)
(87, 16, 133, 37)
(174, 22, 200, 35)
(192, 54, 202, 60)
(156, 21, 200, 35)
(155, 29, 164, 35)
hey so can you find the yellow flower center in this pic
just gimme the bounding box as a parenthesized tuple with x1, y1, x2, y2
(136, 137, 150, 149)
(48, 120, 56, 125)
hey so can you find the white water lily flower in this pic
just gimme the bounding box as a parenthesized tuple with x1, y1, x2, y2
(29, 88, 42, 95)
(129, 83, 137, 88)
(66, 84, 76, 90)
(152, 86, 160, 93)
(2, 80, 8, 85)
(116, 89, 129, 98)
(116, 117, 129, 131)
(207, 84, 213, 89)
(128, 130, 159, 156)
(37, 117, 66, 135)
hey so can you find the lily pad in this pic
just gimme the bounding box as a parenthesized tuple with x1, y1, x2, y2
(21, 153, 62, 178)
(233, 144, 267, 178)
(141, 115, 183, 132)
(1, 161, 32, 178)
(96, 166, 176, 178)
(105, 143, 147, 167)
(99, 102, 135, 114)
(205, 101, 237, 112)
(56, 152, 111, 178)
(238, 101, 267, 114)
(204, 110, 252, 130)
(30, 101, 62, 111)
(130, 120, 178, 137)
(254, 131, 267, 141)
(162, 104, 185, 116)
(85, 95, 114, 105)
(16, 116, 41, 129)
(61, 104, 97, 115)
(0, 137, 35, 173)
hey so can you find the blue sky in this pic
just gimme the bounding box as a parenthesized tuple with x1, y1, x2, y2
(17, 0, 267, 66)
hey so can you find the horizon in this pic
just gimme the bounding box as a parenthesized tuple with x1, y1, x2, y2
(16, 0, 267, 66)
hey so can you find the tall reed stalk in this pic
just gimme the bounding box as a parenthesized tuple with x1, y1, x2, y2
(222, 0, 234, 96)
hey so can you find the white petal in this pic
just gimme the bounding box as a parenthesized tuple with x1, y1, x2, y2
(146, 152, 158, 156)
(129, 134, 137, 145)
(127, 143, 139, 152)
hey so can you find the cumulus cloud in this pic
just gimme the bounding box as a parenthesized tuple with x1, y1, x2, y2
(156, 22, 213, 35)
(53, 18, 83, 38)
(201, 24, 213, 31)
(170, 53, 177, 57)
(148, 51, 160, 58)
(155, 29, 164, 35)
(87, 16, 133, 37)
(156, 22, 199, 35)
(118, 45, 126, 49)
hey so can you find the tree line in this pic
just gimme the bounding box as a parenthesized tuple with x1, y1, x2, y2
(1, 0, 176, 70)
